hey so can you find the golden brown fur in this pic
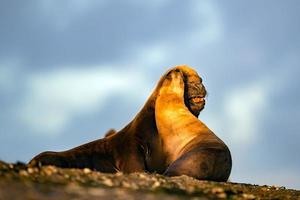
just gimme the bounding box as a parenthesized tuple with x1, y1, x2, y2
(156, 68, 231, 180)
(29, 65, 231, 181)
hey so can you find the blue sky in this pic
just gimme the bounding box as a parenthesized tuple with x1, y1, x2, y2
(1, 0, 300, 189)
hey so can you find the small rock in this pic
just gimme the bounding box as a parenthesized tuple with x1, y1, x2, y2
(242, 193, 256, 199)
(152, 181, 161, 188)
(185, 185, 196, 193)
(130, 183, 139, 190)
(211, 187, 224, 194)
(150, 177, 158, 182)
(27, 168, 34, 174)
(137, 173, 147, 179)
(273, 185, 285, 190)
(217, 193, 227, 199)
(43, 166, 58, 176)
(121, 181, 131, 188)
(83, 168, 91, 174)
(114, 172, 123, 177)
(19, 170, 28, 176)
(102, 178, 113, 187)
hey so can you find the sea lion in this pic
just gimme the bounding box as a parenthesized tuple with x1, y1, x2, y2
(29, 65, 231, 181)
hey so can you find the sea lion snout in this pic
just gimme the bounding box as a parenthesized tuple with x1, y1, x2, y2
(185, 81, 207, 117)
(172, 65, 207, 117)
(187, 82, 207, 99)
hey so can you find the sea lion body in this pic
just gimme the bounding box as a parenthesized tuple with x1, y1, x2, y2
(29, 66, 232, 181)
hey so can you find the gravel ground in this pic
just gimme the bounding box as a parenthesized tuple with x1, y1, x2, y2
(0, 160, 299, 200)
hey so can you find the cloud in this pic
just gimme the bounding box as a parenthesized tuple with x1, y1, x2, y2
(18, 66, 150, 135)
(189, 1, 223, 45)
(38, 0, 103, 30)
(128, 0, 170, 8)
(0, 60, 20, 91)
(124, 1, 222, 71)
(203, 77, 273, 147)
(223, 80, 270, 144)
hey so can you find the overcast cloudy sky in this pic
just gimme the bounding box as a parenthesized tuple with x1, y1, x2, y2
(1, 0, 300, 189)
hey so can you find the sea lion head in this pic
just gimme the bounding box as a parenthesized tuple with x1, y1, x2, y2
(174, 66, 207, 117)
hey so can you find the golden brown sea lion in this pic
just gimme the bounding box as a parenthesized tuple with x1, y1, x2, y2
(29, 65, 231, 181)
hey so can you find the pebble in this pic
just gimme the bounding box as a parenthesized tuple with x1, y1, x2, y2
(102, 178, 113, 187)
(115, 172, 123, 177)
(130, 183, 139, 190)
(27, 168, 34, 174)
(242, 193, 256, 199)
(137, 173, 147, 179)
(43, 166, 58, 176)
(19, 170, 28, 176)
(217, 193, 227, 199)
(152, 181, 161, 188)
(211, 187, 224, 194)
(121, 181, 131, 188)
(83, 168, 92, 174)
(152, 181, 160, 188)
(185, 185, 195, 193)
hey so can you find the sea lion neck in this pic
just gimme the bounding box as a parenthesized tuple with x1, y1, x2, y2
(154, 69, 212, 163)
